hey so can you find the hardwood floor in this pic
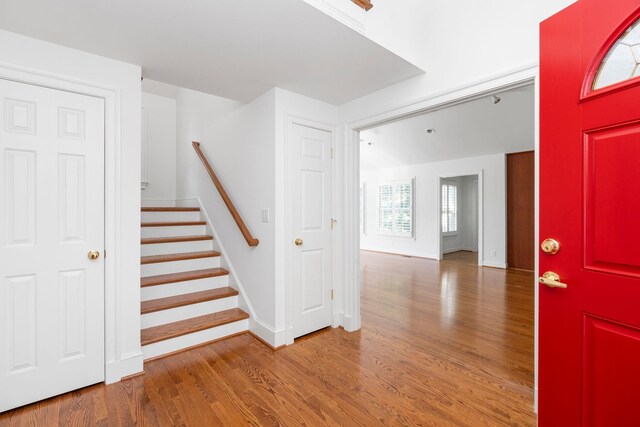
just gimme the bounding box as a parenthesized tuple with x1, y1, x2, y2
(442, 250, 479, 265)
(0, 251, 536, 426)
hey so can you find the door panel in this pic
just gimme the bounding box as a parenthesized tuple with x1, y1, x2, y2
(506, 151, 534, 270)
(302, 249, 325, 312)
(5, 274, 37, 374)
(584, 122, 640, 276)
(5, 149, 36, 245)
(292, 124, 332, 338)
(582, 315, 640, 426)
(540, 2, 640, 425)
(302, 170, 324, 230)
(0, 79, 105, 411)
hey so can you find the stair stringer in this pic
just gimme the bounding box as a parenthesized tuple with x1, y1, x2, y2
(176, 197, 280, 347)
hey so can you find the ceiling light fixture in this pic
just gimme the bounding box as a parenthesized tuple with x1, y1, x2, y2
(426, 128, 436, 134)
(492, 95, 502, 104)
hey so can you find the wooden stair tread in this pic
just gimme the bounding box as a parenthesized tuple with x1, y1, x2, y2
(142, 207, 200, 212)
(141, 308, 249, 346)
(141, 221, 206, 227)
(141, 251, 221, 265)
(141, 287, 238, 314)
(141, 235, 213, 245)
(141, 268, 229, 287)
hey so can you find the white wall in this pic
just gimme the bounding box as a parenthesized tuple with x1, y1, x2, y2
(175, 86, 340, 346)
(142, 92, 176, 202)
(0, 30, 142, 381)
(460, 175, 479, 252)
(361, 153, 506, 267)
(175, 88, 243, 198)
(340, 0, 575, 123)
(441, 175, 478, 254)
(176, 87, 281, 337)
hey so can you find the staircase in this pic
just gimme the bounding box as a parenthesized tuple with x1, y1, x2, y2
(140, 206, 249, 360)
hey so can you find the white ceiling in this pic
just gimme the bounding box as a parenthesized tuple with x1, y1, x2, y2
(360, 84, 535, 170)
(0, 0, 423, 104)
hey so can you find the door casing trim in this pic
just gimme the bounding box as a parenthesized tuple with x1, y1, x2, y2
(341, 63, 539, 408)
(0, 62, 143, 384)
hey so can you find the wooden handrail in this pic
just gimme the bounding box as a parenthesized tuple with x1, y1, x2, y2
(351, 0, 373, 11)
(192, 142, 259, 247)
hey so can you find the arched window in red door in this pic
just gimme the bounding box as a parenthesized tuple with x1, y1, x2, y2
(592, 17, 640, 90)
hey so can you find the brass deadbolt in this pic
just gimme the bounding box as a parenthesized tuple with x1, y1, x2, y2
(541, 239, 560, 255)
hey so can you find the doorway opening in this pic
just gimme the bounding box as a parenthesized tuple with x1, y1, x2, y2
(356, 82, 537, 421)
(440, 175, 479, 265)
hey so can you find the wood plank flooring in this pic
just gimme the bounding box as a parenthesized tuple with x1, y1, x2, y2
(0, 251, 536, 426)
(442, 250, 479, 264)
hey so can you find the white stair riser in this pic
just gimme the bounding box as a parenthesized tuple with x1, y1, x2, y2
(142, 211, 201, 223)
(141, 276, 229, 301)
(142, 225, 207, 238)
(141, 257, 221, 277)
(141, 296, 239, 329)
(141, 240, 213, 256)
(142, 319, 249, 360)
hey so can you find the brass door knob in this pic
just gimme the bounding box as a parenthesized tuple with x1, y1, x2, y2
(88, 250, 100, 260)
(541, 238, 560, 255)
(539, 271, 567, 289)
(294, 238, 303, 246)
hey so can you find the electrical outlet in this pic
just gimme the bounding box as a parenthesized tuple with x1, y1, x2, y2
(491, 250, 496, 257)
(261, 208, 270, 223)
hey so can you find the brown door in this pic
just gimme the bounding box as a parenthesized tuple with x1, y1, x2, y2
(506, 151, 534, 270)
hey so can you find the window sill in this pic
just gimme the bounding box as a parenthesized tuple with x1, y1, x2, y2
(376, 232, 415, 240)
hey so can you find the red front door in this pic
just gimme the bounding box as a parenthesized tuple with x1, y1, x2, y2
(540, 1, 640, 425)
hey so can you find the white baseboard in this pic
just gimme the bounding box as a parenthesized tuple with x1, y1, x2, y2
(360, 247, 438, 260)
(332, 312, 344, 328)
(249, 317, 286, 348)
(105, 351, 144, 384)
(442, 247, 477, 254)
(343, 314, 361, 332)
(482, 261, 507, 269)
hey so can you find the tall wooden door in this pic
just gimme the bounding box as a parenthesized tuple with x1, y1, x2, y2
(507, 151, 534, 270)
(0, 79, 105, 411)
(540, 2, 640, 425)
(291, 123, 333, 338)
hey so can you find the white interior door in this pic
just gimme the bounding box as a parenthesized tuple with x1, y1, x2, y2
(0, 79, 105, 411)
(292, 123, 333, 338)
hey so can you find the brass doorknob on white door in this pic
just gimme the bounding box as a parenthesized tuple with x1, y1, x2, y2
(539, 271, 567, 289)
(294, 238, 303, 246)
(88, 250, 100, 260)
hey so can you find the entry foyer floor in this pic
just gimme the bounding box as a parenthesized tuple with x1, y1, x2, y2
(1, 251, 535, 426)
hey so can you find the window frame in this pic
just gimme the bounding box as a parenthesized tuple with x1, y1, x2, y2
(376, 178, 415, 238)
(441, 182, 458, 237)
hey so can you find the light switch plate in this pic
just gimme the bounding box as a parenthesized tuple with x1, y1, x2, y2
(261, 208, 270, 223)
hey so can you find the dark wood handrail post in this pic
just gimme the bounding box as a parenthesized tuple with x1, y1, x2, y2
(192, 142, 259, 247)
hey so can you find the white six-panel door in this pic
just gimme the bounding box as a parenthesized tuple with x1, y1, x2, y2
(292, 123, 332, 338)
(0, 79, 105, 411)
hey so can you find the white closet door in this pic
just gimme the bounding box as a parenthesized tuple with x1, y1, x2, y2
(0, 79, 105, 411)
(291, 123, 333, 338)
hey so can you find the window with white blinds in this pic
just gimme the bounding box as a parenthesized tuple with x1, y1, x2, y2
(441, 183, 457, 234)
(377, 179, 414, 237)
